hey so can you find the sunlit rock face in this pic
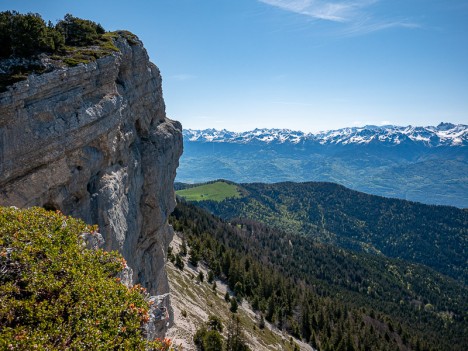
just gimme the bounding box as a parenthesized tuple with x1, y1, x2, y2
(0, 35, 183, 335)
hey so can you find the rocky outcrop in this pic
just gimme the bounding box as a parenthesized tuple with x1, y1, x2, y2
(0, 36, 183, 334)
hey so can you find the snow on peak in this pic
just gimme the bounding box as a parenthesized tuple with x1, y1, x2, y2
(183, 123, 467, 147)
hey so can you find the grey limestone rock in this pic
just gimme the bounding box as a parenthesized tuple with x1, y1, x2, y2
(0, 36, 183, 335)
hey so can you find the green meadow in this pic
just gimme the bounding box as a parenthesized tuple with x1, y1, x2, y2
(176, 181, 242, 202)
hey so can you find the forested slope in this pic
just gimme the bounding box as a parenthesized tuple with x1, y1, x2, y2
(170, 200, 468, 351)
(182, 181, 468, 283)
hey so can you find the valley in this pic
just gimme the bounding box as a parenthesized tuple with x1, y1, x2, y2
(178, 124, 468, 208)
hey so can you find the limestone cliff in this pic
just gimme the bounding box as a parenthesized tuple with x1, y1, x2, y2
(0, 35, 183, 333)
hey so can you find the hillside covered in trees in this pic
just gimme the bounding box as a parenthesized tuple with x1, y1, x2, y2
(177, 181, 468, 284)
(170, 200, 467, 350)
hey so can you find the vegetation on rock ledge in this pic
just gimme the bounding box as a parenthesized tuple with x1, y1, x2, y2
(0, 11, 137, 92)
(0, 206, 172, 350)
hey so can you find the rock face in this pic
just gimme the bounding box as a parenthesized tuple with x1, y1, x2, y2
(0, 36, 183, 333)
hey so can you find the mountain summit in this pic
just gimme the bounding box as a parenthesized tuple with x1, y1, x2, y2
(184, 123, 467, 147)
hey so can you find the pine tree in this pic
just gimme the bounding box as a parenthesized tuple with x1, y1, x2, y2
(259, 314, 265, 329)
(180, 238, 188, 256)
(198, 271, 204, 283)
(175, 253, 184, 270)
(230, 297, 239, 313)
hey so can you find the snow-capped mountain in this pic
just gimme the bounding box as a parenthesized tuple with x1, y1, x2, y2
(184, 123, 467, 147)
(179, 122, 468, 207)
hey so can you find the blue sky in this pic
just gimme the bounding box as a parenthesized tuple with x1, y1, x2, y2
(1, 0, 467, 132)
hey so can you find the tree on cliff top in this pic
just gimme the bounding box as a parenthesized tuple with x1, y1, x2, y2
(0, 11, 64, 57)
(0, 206, 172, 350)
(0, 11, 106, 59)
(56, 13, 105, 47)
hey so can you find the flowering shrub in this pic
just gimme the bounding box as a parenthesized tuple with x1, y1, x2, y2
(0, 206, 172, 350)
(149, 338, 173, 351)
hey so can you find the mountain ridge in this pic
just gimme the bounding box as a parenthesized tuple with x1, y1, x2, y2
(184, 122, 467, 147)
(178, 123, 468, 208)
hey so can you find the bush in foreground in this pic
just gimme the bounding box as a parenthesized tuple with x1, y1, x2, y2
(0, 206, 171, 350)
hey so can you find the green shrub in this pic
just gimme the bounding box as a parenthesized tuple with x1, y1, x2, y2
(193, 318, 224, 351)
(0, 206, 171, 350)
(207, 315, 223, 333)
(201, 330, 224, 351)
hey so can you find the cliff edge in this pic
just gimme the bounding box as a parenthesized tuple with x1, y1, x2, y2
(0, 35, 183, 334)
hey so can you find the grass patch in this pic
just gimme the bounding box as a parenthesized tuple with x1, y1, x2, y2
(60, 35, 120, 67)
(0, 30, 129, 92)
(176, 181, 243, 202)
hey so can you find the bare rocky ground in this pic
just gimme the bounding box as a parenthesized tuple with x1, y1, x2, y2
(165, 232, 314, 351)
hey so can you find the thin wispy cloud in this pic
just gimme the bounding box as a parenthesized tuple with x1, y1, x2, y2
(259, 0, 376, 22)
(258, 0, 419, 35)
(339, 19, 421, 37)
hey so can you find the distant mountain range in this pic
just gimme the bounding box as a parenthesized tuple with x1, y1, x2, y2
(177, 123, 468, 208)
(184, 122, 467, 147)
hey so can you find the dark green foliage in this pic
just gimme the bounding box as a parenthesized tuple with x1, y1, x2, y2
(170, 200, 468, 350)
(0, 11, 63, 58)
(202, 330, 224, 351)
(0, 12, 124, 91)
(189, 245, 201, 267)
(198, 271, 204, 283)
(193, 326, 208, 349)
(190, 181, 468, 283)
(207, 270, 215, 283)
(194, 315, 237, 351)
(175, 254, 184, 270)
(180, 238, 188, 256)
(259, 314, 265, 329)
(167, 246, 175, 263)
(0, 207, 171, 350)
(234, 281, 243, 297)
(56, 13, 104, 46)
(0, 11, 107, 59)
(207, 315, 223, 333)
(226, 315, 250, 351)
(230, 297, 239, 313)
